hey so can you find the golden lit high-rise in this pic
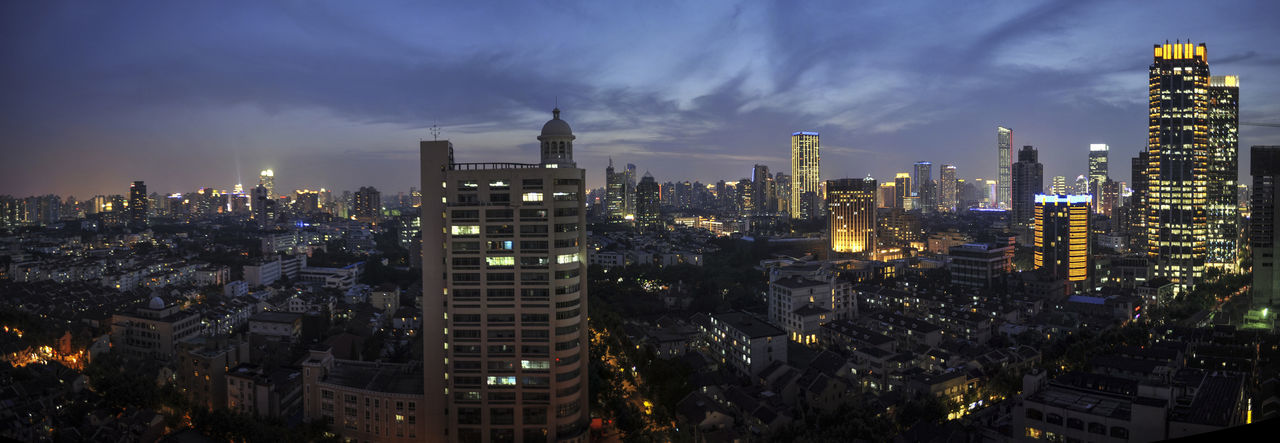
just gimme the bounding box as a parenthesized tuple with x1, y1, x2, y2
(827, 177, 876, 253)
(790, 131, 820, 219)
(1146, 41, 1209, 290)
(1034, 194, 1092, 290)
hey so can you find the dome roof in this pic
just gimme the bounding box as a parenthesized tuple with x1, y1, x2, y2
(148, 296, 165, 310)
(539, 108, 573, 137)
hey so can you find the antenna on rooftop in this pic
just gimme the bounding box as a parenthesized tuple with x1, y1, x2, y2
(430, 121, 441, 141)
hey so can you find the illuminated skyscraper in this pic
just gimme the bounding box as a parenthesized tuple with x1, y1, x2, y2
(128, 181, 148, 229)
(1206, 75, 1240, 270)
(939, 165, 957, 212)
(1088, 144, 1109, 211)
(894, 173, 910, 209)
(827, 177, 877, 254)
(352, 186, 381, 223)
(1146, 41, 1209, 290)
(997, 126, 1013, 209)
(878, 182, 896, 209)
(1034, 194, 1092, 291)
(1011, 146, 1043, 225)
(425, 108, 589, 442)
(912, 162, 931, 197)
(1050, 176, 1068, 196)
(259, 169, 275, 199)
(790, 131, 820, 219)
(604, 159, 626, 220)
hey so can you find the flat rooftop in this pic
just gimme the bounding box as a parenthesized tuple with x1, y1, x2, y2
(322, 360, 424, 395)
(712, 312, 785, 339)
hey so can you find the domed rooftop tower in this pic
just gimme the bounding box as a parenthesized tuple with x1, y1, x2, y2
(537, 108, 576, 168)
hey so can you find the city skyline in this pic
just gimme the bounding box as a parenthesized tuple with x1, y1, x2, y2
(4, 1, 1280, 198)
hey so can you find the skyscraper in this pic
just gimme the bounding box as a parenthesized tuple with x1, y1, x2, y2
(1088, 144, 1109, 211)
(251, 184, 273, 225)
(352, 186, 381, 223)
(894, 173, 911, 210)
(1034, 195, 1093, 292)
(912, 162, 931, 197)
(1011, 146, 1043, 225)
(753, 164, 775, 215)
(827, 177, 877, 254)
(259, 169, 275, 199)
(1147, 41, 1209, 290)
(1206, 75, 1240, 270)
(428, 108, 589, 441)
(878, 182, 896, 209)
(1129, 152, 1149, 252)
(1050, 176, 1068, 196)
(1251, 146, 1280, 316)
(636, 172, 660, 230)
(997, 126, 1013, 209)
(939, 165, 957, 212)
(129, 180, 148, 229)
(604, 159, 626, 220)
(790, 131, 820, 220)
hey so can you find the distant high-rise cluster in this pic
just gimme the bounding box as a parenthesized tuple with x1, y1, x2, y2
(790, 132, 820, 220)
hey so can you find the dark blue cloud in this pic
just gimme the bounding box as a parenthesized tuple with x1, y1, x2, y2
(1, 0, 1278, 197)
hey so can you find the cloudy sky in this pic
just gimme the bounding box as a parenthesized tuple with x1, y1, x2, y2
(3, 0, 1279, 198)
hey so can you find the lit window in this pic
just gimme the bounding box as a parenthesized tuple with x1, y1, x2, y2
(523, 193, 543, 202)
(451, 225, 479, 235)
(486, 257, 514, 266)
(557, 253, 580, 264)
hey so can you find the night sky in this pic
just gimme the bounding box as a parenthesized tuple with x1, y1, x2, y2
(3, 1, 1279, 198)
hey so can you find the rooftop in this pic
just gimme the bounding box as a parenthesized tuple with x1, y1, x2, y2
(712, 312, 785, 339)
(322, 360, 424, 395)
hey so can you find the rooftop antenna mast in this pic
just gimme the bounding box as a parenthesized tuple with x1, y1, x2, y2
(430, 121, 442, 141)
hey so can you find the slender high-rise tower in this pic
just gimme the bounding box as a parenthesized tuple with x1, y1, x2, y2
(429, 109, 589, 442)
(939, 165, 958, 212)
(1011, 146, 1043, 225)
(128, 181, 148, 229)
(1251, 146, 1280, 316)
(604, 159, 626, 220)
(753, 164, 774, 216)
(894, 173, 911, 210)
(827, 177, 877, 254)
(259, 169, 275, 199)
(1146, 41, 1209, 291)
(997, 127, 1013, 209)
(1206, 75, 1240, 270)
(790, 132, 820, 219)
(1088, 144, 1109, 212)
(912, 162, 931, 196)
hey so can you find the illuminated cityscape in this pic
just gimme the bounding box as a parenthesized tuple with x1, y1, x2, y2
(1, 2, 1279, 443)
